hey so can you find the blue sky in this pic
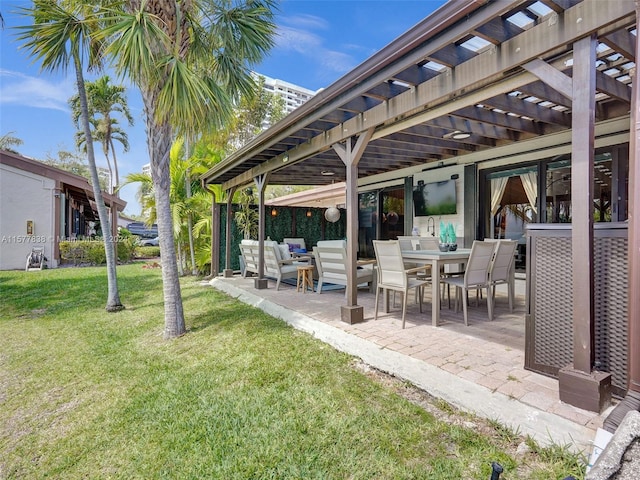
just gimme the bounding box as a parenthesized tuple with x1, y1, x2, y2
(1, 0, 445, 216)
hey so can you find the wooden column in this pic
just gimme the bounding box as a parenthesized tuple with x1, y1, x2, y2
(333, 129, 373, 324)
(254, 173, 269, 289)
(223, 187, 237, 277)
(558, 34, 611, 412)
(208, 188, 220, 278)
(628, 5, 640, 396)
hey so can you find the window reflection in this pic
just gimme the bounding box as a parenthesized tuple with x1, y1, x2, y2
(545, 160, 571, 223)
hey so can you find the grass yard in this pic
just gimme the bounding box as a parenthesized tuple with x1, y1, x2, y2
(0, 263, 584, 479)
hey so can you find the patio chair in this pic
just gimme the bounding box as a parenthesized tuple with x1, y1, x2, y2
(313, 243, 374, 295)
(417, 237, 440, 250)
(373, 240, 430, 329)
(442, 240, 495, 326)
(239, 241, 260, 277)
(487, 239, 517, 312)
(398, 236, 430, 284)
(263, 242, 311, 290)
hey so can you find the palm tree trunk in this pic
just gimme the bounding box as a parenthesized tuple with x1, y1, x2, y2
(73, 53, 123, 312)
(102, 142, 114, 194)
(109, 137, 120, 196)
(144, 94, 185, 338)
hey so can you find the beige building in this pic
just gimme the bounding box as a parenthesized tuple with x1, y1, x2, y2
(0, 150, 126, 270)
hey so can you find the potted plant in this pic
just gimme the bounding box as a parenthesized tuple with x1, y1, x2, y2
(438, 221, 457, 251)
(446, 223, 458, 251)
(438, 221, 449, 251)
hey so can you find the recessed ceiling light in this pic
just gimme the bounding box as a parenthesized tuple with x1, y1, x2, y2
(444, 130, 471, 140)
(321, 170, 335, 176)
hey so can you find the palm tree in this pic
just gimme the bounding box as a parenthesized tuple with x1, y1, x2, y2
(123, 137, 215, 275)
(74, 116, 130, 194)
(100, 0, 277, 338)
(0, 131, 24, 153)
(15, 0, 124, 312)
(70, 75, 133, 194)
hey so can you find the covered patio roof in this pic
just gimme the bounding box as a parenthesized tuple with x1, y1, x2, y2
(201, 0, 640, 420)
(202, 0, 635, 190)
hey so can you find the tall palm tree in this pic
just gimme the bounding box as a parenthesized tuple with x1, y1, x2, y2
(70, 75, 133, 195)
(100, 0, 277, 338)
(15, 0, 124, 312)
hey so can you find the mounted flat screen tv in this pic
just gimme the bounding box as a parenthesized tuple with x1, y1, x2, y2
(413, 180, 457, 216)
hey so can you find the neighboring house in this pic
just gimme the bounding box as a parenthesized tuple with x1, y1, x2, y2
(0, 150, 126, 270)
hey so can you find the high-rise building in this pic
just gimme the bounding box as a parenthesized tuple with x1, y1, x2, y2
(254, 73, 317, 117)
(142, 163, 151, 176)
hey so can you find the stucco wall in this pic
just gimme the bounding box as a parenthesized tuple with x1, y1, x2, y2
(0, 163, 57, 270)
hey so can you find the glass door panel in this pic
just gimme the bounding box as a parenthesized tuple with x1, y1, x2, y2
(545, 159, 571, 223)
(358, 191, 378, 258)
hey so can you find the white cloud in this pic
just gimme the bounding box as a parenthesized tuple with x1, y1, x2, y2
(0, 69, 74, 112)
(274, 14, 358, 76)
(282, 13, 329, 31)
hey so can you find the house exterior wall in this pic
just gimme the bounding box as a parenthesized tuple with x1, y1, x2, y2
(0, 163, 58, 270)
(412, 164, 465, 240)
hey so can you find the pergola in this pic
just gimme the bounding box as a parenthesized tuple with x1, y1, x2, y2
(202, 0, 640, 418)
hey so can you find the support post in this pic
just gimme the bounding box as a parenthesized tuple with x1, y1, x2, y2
(254, 174, 269, 289)
(209, 188, 220, 277)
(223, 187, 237, 278)
(333, 129, 373, 324)
(559, 34, 611, 412)
(603, 3, 640, 431)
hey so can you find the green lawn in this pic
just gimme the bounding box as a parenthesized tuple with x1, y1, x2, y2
(0, 264, 584, 479)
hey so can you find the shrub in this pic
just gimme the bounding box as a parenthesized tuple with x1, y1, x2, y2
(135, 246, 161, 258)
(59, 238, 136, 265)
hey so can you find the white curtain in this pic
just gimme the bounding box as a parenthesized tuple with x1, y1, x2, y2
(490, 177, 509, 217)
(519, 171, 538, 214)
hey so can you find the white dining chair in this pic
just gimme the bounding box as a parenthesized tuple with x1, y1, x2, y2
(373, 240, 430, 329)
(442, 240, 495, 325)
(417, 237, 440, 250)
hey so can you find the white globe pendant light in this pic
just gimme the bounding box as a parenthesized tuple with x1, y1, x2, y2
(324, 207, 340, 223)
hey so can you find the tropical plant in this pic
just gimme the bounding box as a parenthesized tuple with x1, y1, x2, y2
(0, 131, 24, 153)
(15, 0, 124, 312)
(99, 0, 277, 338)
(234, 188, 258, 240)
(122, 137, 222, 276)
(70, 75, 133, 194)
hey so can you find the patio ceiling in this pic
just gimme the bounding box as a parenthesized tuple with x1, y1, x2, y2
(201, 0, 636, 190)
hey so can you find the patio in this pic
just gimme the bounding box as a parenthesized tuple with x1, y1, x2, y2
(210, 273, 609, 454)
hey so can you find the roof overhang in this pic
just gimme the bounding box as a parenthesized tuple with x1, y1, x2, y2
(201, 0, 636, 192)
(0, 150, 127, 211)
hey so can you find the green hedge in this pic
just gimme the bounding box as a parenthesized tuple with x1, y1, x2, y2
(135, 246, 161, 258)
(59, 239, 136, 265)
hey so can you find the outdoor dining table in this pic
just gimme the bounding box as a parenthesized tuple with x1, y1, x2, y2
(401, 248, 471, 326)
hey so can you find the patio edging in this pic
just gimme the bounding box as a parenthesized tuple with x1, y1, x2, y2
(209, 278, 596, 454)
